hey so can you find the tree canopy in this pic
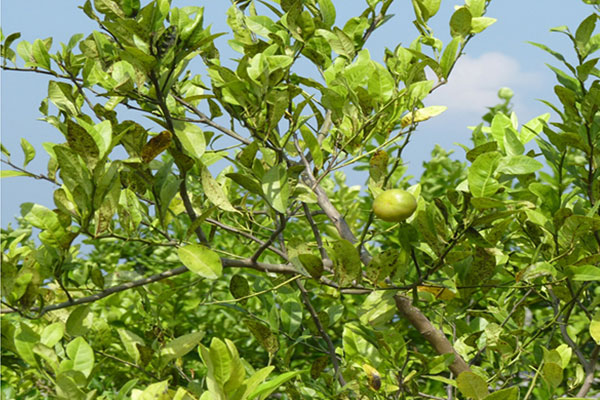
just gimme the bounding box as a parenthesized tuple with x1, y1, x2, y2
(1, 0, 600, 399)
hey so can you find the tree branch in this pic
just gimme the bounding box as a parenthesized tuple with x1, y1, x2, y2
(0, 258, 298, 316)
(394, 295, 470, 376)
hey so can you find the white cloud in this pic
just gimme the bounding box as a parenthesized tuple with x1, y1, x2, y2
(426, 52, 542, 114)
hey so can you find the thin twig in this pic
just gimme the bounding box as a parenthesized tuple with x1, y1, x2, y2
(1, 159, 58, 185)
(296, 279, 347, 387)
(95, 349, 159, 380)
(206, 218, 287, 260)
(173, 94, 251, 145)
(251, 213, 287, 262)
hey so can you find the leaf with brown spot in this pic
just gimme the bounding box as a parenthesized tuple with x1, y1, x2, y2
(141, 131, 172, 163)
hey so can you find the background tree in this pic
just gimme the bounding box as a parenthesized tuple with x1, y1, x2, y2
(1, 0, 599, 399)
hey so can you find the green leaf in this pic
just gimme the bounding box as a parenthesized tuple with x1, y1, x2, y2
(56, 371, 86, 400)
(118, 329, 145, 364)
(590, 311, 600, 345)
(503, 126, 524, 156)
(201, 166, 238, 213)
(358, 290, 397, 327)
(66, 305, 91, 337)
(468, 152, 501, 197)
(32, 39, 51, 70)
(440, 37, 461, 78)
(316, 28, 355, 60)
(132, 381, 170, 400)
(160, 331, 204, 365)
(48, 80, 79, 116)
(575, 14, 597, 53)
(470, 17, 496, 34)
(237, 366, 274, 400)
(457, 371, 489, 400)
(482, 386, 519, 400)
(250, 370, 306, 400)
(41, 322, 65, 347)
(542, 362, 563, 388)
(317, 0, 336, 27)
(14, 323, 40, 367)
(262, 164, 290, 214)
(178, 244, 222, 279)
(368, 63, 395, 102)
(116, 379, 139, 400)
(428, 353, 455, 374)
(66, 337, 95, 377)
(450, 7, 472, 38)
(23, 203, 68, 246)
(0, 170, 32, 178)
(300, 125, 323, 170)
(497, 155, 543, 175)
(280, 300, 303, 336)
(465, 0, 485, 17)
(208, 338, 233, 387)
(298, 253, 324, 279)
(413, 0, 442, 21)
(566, 265, 600, 281)
(173, 121, 206, 160)
(20, 138, 35, 167)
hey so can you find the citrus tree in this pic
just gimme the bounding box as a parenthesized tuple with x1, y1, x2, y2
(2, 0, 600, 399)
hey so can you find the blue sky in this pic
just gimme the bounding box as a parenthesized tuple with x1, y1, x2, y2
(0, 1, 594, 227)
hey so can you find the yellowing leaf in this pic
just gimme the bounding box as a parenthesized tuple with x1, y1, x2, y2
(401, 106, 447, 128)
(362, 364, 381, 391)
(417, 285, 456, 300)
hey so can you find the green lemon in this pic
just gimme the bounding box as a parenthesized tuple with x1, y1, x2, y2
(372, 189, 417, 222)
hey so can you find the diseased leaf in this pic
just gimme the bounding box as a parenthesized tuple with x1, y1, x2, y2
(141, 130, 172, 163)
(244, 320, 279, 354)
(330, 238, 361, 285)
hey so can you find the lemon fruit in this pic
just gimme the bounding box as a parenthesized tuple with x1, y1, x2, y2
(372, 189, 417, 222)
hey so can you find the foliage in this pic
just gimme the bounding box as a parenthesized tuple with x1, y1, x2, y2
(1, 0, 600, 399)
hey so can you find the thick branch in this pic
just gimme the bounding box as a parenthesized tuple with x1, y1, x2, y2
(394, 295, 470, 376)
